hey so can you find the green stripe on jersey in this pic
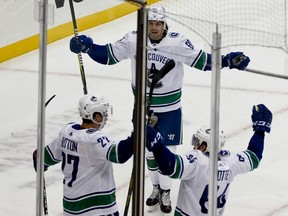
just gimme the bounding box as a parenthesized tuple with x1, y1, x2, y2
(245, 150, 260, 170)
(63, 191, 116, 214)
(175, 208, 185, 215)
(107, 145, 118, 163)
(150, 91, 182, 106)
(132, 87, 182, 107)
(194, 52, 207, 70)
(107, 44, 118, 65)
(146, 157, 159, 171)
(170, 155, 183, 179)
(44, 148, 60, 166)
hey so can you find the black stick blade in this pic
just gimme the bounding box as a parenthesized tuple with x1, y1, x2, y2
(45, 95, 56, 107)
(55, 0, 65, 8)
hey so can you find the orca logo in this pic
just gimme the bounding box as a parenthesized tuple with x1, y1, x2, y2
(147, 63, 163, 88)
(90, 96, 97, 102)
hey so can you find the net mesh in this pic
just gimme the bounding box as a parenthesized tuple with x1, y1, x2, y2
(148, 0, 288, 52)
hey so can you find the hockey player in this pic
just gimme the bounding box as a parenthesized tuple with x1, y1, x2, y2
(145, 104, 272, 216)
(33, 94, 134, 216)
(69, 5, 250, 214)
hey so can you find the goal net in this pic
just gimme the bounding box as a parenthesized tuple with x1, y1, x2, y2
(149, 0, 288, 52)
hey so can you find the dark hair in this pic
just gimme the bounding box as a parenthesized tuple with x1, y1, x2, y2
(82, 118, 93, 124)
(165, 23, 169, 32)
(82, 112, 102, 124)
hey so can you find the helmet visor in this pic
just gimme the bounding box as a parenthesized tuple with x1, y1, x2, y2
(192, 134, 201, 148)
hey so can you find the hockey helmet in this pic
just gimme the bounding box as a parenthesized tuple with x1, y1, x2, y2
(148, 5, 167, 23)
(78, 94, 111, 128)
(192, 126, 226, 153)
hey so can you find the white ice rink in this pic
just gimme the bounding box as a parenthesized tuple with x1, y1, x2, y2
(0, 10, 288, 216)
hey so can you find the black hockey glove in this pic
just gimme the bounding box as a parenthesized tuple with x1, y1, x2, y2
(222, 52, 250, 70)
(251, 104, 272, 133)
(146, 125, 164, 152)
(70, 35, 93, 54)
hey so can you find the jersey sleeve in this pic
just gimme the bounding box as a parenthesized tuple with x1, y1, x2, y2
(220, 149, 260, 177)
(87, 130, 130, 164)
(44, 130, 64, 166)
(168, 150, 199, 180)
(172, 33, 210, 71)
(106, 31, 136, 64)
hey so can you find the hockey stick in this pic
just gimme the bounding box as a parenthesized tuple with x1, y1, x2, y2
(42, 94, 56, 215)
(55, 0, 64, 8)
(45, 94, 56, 107)
(245, 68, 288, 80)
(68, 0, 88, 94)
(43, 179, 48, 215)
(146, 59, 176, 116)
(123, 59, 176, 216)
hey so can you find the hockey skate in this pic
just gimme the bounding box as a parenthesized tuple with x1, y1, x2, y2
(159, 189, 172, 214)
(146, 184, 160, 212)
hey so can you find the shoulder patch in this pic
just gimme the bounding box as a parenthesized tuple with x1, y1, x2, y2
(218, 150, 231, 157)
(86, 128, 97, 134)
(185, 39, 194, 49)
(186, 153, 197, 164)
(169, 32, 180, 38)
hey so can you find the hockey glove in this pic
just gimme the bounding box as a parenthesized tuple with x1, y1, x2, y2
(251, 104, 272, 133)
(146, 125, 164, 152)
(147, 110, 158, 127)
(33, 149, 48, 172)
(222, 52, 250, 70)
(70, 35, 93, 54)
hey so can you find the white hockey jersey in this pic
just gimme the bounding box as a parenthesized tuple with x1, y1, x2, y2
(107, 31, 210, 113)
(44, 123, 121, 216)
(170, 149, 259, 216)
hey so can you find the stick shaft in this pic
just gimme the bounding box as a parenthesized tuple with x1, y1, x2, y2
(68, 0, 88, 94)
(246, 68, 288, 80)
(42, 95, 56, 215)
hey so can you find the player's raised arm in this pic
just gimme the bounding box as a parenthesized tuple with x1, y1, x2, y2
(70, 35, 109, 64)
(146, 125, 176, 175)
(247, 104, 272, 161)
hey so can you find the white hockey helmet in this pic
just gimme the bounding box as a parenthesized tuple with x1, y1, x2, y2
(148, 5, 167, 23)
(192, 126, 226, 153)
(78, 94, 111, 128)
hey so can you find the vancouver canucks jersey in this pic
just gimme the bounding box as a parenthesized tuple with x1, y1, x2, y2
(169, 149, 259, 216)
(106, 31, 209, 113)
(44, 123, 121, 216)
